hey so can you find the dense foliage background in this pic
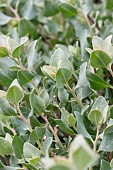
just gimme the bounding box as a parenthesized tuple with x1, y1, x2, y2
(0, 0, 113, 169)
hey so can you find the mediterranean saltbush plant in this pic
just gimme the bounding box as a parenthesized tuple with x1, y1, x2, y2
(0, 0, 113, 169)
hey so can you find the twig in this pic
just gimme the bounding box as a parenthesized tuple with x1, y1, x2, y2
(15, 104, 32, 132)
(7, 3, 20, 21)
(65, 84, 83, 108)
(41, 112, 65, 151)
(17, 58, 39, 94)
(93, 126, 100, 152)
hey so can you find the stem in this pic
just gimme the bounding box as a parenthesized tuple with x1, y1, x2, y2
(89, 126, 100, 170)
(37, 140, 45, 155)
(65, 84, 83, 108)
(93, 126, 100, 152)
(18, 58, 26, 70)
(16, 104, 32, 132)
(107, 67, 113, 78)
(7, 3, 20, 21)
(41, 113, 65, 151)
(49, 124, 65, 151)
(31, 80, 39, 94)
(17, 58, 39, 94)
(77, 9, 94, 37)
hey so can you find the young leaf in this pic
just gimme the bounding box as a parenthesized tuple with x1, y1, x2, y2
(92, 36, 103, 50)
(0, 35, 18, 52)
(6, 79, 24, 105)
(41, 65, 57, 80)
(88, 110, 103, 126)
(67, 114, 76, 127)
(88, 96, 108, 123)
(12, 37, 28, 58)
(0, 137, 13, 156)
(50, 48, 72, 70)
(23, 142, 41, 162)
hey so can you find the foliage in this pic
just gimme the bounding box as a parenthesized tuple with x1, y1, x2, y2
(0, 0, 113, 169)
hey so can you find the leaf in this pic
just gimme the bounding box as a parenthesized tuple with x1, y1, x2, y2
(44, 0, 59, 16)
(12, 37, 28, 58)
(22, 0, 38, 20)
(18, 19, 37, 37)
(55, 119, 75, 135)
(0, 12, 12, 25)
(27, 40, 38, 69)
(56, 68, 72, 88)
(110, 159, 113, 168)
(69, 135, 99, 170)
(58, 87, 69, 104)
(12, 135, 24, 159)
(106, 0, 113, 9)
(23, 142, 41, 162)
(58, 3, 77, 18)
(90, 50, 111, 68)
(88, 110, 103, 127)
(0, 47, 9, 57)
(74, 111, 93, 142)
(100, 160, 111, 170)
(76, 62, 92, 100)
(0, 137, 13, 156)
(11, 117, 29, 135)
(50, 48, 72, 70)
(39, 89, 50, 107)
(67, 114, 76, 127)
(0, 97, 17, 116)
(30, 92, 45, 115)
(86, 70, 113, 90)
(17, 69, 34, 86)
(61, 107, 70, 122)
(41, 65, 57, 80)
(44, 137, 53, 157)
(92, 36, 103, 50)
(99, 123, 113, 152)
(0, 69, 17, 86)
(0, 35, 18, 52)
(6, 79, 24, 105)
(89, 96, 108, 123)
(0, 90, 7, 98)
(30, 126, 46, 144)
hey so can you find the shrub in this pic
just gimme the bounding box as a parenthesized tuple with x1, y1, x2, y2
(0, 0, 113, 169)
